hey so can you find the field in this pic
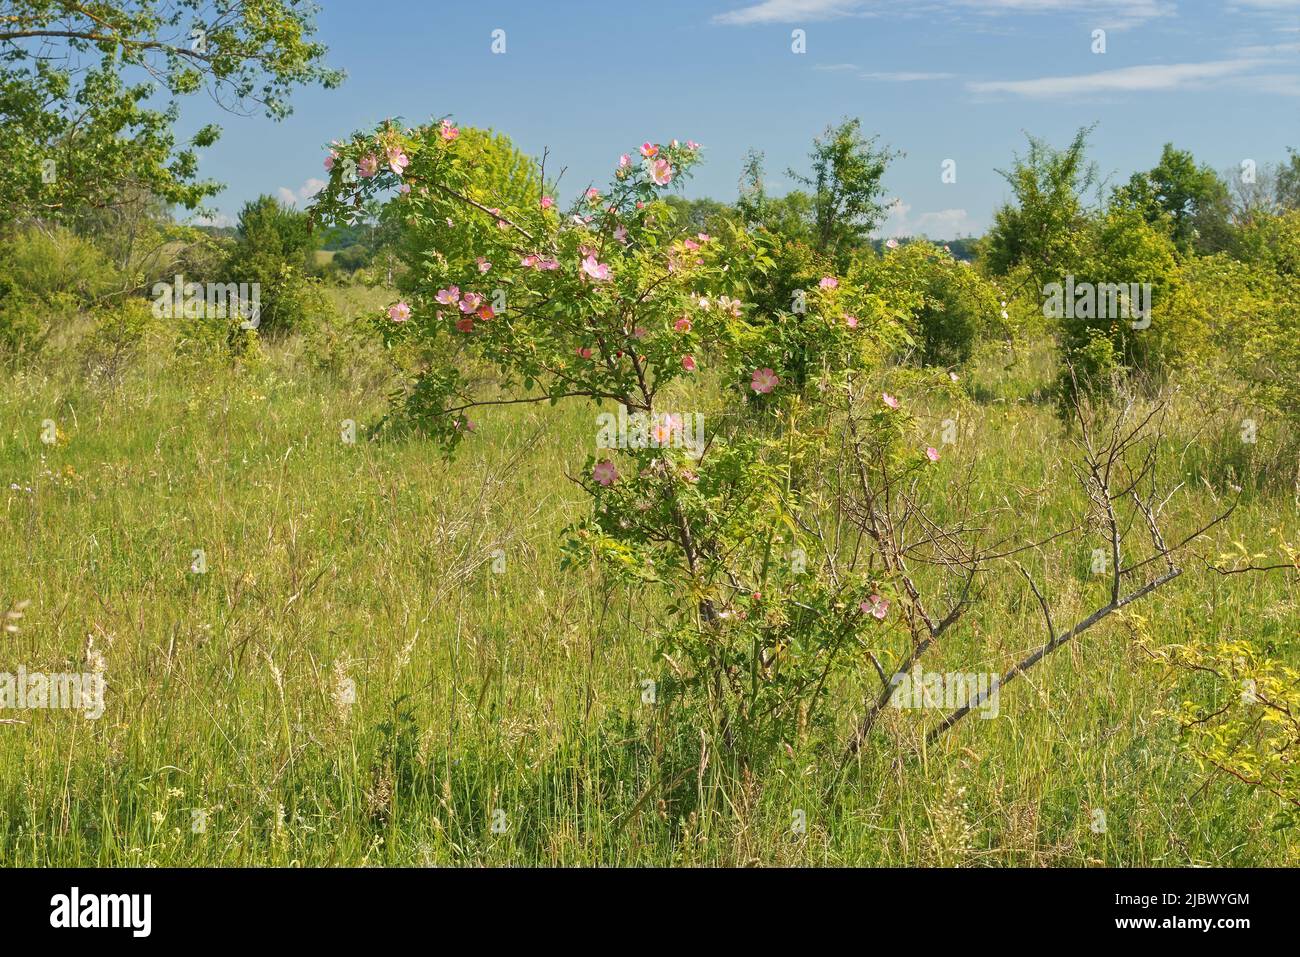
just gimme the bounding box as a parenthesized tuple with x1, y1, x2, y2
(2, 286, 1295, 867)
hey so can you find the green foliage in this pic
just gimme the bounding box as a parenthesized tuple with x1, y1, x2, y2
(0, 0, 341, 225)
(0, 277, 48, 363)
(1276, 149, 1300, 211)
(331, 244, 371, 273)
(1055, 203, 1179, 399)
(311, 118, 921, 769)
(855, 241, 1004, 367)
(312, 121, 736, 448)
(736, 150, 816, 247)
(1227, 212, 1300, 423)
(77, 296, 160, 381)
(1114, 143, 1233, 254)
(0, 224, 121, 303)
(787, 119, 894, 268)
(1149, 634, 1300, 827)
(0, 224, 121, 361)
(731, 230, 825, 332)
(225, 195, 323, 333)
(984, 127, 1097, 288)
(662, 195, 733, 234)
(736, 121, 894, 271)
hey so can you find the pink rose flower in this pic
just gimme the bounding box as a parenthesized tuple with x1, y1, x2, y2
(581, 255, 610, 282)
(751, 368, 779, 394)
(860, 595, 890, 620)
(649, 158, 673, 186)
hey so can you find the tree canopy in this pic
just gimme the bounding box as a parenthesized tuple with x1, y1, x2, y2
(0, 0, 342, 224)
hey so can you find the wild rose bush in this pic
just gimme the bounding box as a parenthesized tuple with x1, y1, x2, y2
(307, 118, 1021, 768)
(583, 388, 958, 758)
(311, 120, 770, 447)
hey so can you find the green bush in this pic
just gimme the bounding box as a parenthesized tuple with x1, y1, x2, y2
(0, 225, 126, 364)
(853, 241, 1003, 367)
(225, 196, 323, 334)
(1054, 204, 1179, 401)
(0, 225, 121, 304)
(78, 297, 160, 381)
(0, 280, 48, 364)
(332, 244, 371, 273)
(169, 230, 236, 287)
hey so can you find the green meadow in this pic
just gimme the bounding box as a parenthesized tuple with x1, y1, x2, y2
(2, 287, 1294, 866)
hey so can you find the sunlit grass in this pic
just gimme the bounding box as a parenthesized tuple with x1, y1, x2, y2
(0, 307, 1295, 866)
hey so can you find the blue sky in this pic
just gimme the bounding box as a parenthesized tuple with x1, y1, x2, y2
(185, 0, 1300, 238)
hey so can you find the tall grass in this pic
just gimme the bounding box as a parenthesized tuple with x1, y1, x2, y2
(0, 299, 1295, 866)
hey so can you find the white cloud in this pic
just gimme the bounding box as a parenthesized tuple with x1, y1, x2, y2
(875, 200, 980, 238)
(714, 0, 870, 25)
(1246, 72, 1300, 94)
(191, 211, 235, 228)
(714, 0, 1173, 27)
(860, 70, 956, 80)
(277, 178, 326, 208)
(967, 59, 1267, 97)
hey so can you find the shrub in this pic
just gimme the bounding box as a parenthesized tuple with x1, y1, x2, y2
(225, 196, 322, 333)
(331, 244, 370, 273)
(854, 241, 1003, 367)
(77, 297, 160, 382)
(308, 119, 911, 766)
(1054, 204, 1179, 401)
(0, 279, 47, 364)
(0, 225, 121, 304)
(169, 229, 236, 287)
(0, 225, 127, 363)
